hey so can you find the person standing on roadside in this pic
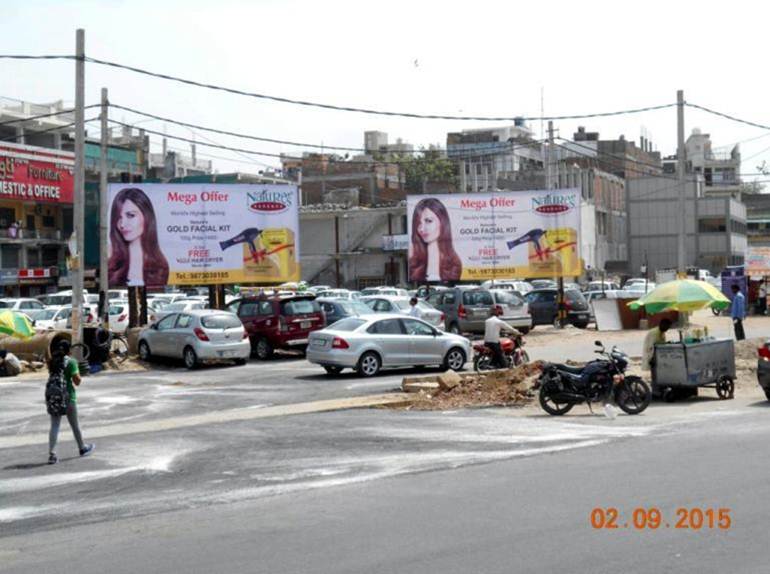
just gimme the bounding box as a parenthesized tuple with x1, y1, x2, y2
(47, 341, 94, 465)
(731, 284, 746, 341)
(408, 297, 421, 317)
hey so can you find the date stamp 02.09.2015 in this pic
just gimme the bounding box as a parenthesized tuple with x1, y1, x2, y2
(590, 507, 732, 530)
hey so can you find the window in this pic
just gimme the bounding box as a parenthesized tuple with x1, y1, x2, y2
(402, 318, 434, 336)
(1, 245, 20, 267)
(367, 319, 404, 335)
(176, 314, 193, 329)
(156, 314, 178, 330)
(20, 300, 43, 309)
(227, 300, 242, 314)
(330, 318, 365, 331)
(109, 305, 126, 315)
(444, 292, 456, 304)
(371, 299, 392, 312)
(239, 302, 259, 317)
(201, 314, 242, 329)
(281, 299, 319, 315)
(493, 291, 523, 306)
(26, 215, 35, 230)
(462, 290, 494, 306)
(698, 217, 727, 233)
(0, 207, 15, 228)
(321, 302, 336, 315)
(42, 215, 55, 228)
(427, 293, 443, 306)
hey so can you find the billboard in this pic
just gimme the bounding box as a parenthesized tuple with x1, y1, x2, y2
(107, 183, 300, 287)
(407, 189, 582, 282)
(747, 247, 770, 277)
(0, 142, 74, 204)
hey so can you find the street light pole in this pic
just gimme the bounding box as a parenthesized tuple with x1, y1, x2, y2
(99, 87, 109, 325)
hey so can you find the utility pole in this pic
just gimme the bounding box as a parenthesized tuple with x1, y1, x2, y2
(99, 87, 109, 326)
(72, 28, 86, 347)
(547, 121, 565, 328)
(677, 89, 687, 275)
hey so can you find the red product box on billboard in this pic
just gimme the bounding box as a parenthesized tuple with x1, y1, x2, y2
(0, 141, 75, 204)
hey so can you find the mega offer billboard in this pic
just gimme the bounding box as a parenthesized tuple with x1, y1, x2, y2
(107, 183, 300, 287)
(407, 189, 582, 281)
(0, 142, 74, 204)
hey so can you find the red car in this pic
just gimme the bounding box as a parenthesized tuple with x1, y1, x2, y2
(227, 295, 326, 359)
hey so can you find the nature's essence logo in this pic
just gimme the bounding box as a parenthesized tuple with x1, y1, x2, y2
(247, 188, 294, 213)
(532, 192, 577, 215)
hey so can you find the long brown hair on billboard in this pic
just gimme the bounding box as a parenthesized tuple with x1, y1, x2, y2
(108, 187, 170, 287)
(409, 197, 462, 282)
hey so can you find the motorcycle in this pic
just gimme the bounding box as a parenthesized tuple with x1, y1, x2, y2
(473, 335, 530, 371)
(536, 340, 651, 416)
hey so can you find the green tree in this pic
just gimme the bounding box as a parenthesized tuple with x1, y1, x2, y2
(396, 148, 457, 193)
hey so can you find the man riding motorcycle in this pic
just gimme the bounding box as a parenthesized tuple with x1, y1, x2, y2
(483, 308, 521, 369)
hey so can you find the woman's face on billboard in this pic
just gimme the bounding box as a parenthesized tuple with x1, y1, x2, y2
(417, 207, 440, 244)
(117, 199, 145, 243)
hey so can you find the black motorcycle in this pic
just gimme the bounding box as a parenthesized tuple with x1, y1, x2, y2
(536, 341, 651, 416)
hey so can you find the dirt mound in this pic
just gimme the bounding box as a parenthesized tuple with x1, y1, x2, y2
(396, 361, 545, 410)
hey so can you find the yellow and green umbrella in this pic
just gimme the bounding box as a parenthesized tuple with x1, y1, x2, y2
(628, 279, 730, 314)
(0, 310, 35, 339)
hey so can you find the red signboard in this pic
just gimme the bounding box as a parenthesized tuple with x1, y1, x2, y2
(0, 142, 74, 204)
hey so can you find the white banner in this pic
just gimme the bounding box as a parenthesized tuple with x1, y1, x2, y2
(107, 183, 300, 287)
(407, 189, 582, 282)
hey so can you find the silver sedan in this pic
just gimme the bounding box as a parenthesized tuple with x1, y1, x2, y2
(306, 314, 471, 377)
(138, 309, 250, 369)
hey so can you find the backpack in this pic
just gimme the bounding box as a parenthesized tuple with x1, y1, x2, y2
(45, 356, 69, 416)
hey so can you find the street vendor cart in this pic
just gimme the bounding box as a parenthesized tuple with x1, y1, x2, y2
(653, 337, 736, 401)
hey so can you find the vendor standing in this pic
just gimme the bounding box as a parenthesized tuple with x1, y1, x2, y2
(642, 318, 673, 377)
(731, 284, 746, 341)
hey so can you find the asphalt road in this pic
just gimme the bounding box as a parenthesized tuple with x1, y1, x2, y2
(1, 326, 767, 573)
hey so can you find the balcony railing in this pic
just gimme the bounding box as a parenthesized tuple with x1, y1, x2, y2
(0, 228, 65, 240)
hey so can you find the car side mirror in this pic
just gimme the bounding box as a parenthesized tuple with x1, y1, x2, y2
(151, 323, 158, 330)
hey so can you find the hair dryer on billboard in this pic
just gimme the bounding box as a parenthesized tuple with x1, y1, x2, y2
(219, 227, 263, 260)
(507, 228, 546, 261)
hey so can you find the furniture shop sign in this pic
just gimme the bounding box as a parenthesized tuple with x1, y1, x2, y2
(107, 183, 300, 287)
(0, 142, 74, 204)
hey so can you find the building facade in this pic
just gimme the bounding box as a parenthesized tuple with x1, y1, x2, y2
(627, 175, 747, 275)
(447, 121, 542, 193)
(662, 128, 741, 197)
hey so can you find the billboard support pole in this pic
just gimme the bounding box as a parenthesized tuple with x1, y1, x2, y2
(547, 121, 566, 329)
(72, 28, 86, 348)
(334, 215, 341, 288)
(99, 87, 109, 326)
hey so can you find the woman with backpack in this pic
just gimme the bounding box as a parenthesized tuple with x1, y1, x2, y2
(46, 341, 94, 465)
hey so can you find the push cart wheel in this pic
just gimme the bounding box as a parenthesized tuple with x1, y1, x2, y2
(711, 305, 721, 316)
(716, 376, 735, 400)
(662, 387, 677, 403)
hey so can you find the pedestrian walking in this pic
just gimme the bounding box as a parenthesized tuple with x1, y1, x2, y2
(46, 341, 94, 464)
(731, 284, 746, 341)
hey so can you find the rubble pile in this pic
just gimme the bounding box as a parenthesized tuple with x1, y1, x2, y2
(395, 361, 545, 410)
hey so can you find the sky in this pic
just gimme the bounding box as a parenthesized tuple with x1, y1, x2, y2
(3, 0, 770, 182)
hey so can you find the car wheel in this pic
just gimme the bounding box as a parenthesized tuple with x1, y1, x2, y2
(234, 358, 247, 366)
(138, 340, 151, 362)
(255, 337, 274, 360)
(573, 322, 589, 329)
(518, 327, 530, 335)
(357, 352, 381, 377)
(443, 347, 466, 371)
(448, 323, 461, 335)
(183, 346, 198, 370)
(323, 365, 343, 375)
(765, 389, 770, 402)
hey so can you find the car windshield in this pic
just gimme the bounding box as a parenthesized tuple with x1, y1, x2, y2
(36, 309, 58, 320)
(281, 299, 320, 315)
(493, 291, 523, 305)
(109, 305, 126, 315)
(341, 301, 373, 315)
(565, 290, 587, 303)
(328, 318, 365, 331)
(44, 295, 72, 306)
(393, 300, 411, 310)
(0, 301, 14, 308)
(164, 302, 189, 311)
(201, 314, 243, 329)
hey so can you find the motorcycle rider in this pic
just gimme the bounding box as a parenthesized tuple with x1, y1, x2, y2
(484, 307, 521, 369)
